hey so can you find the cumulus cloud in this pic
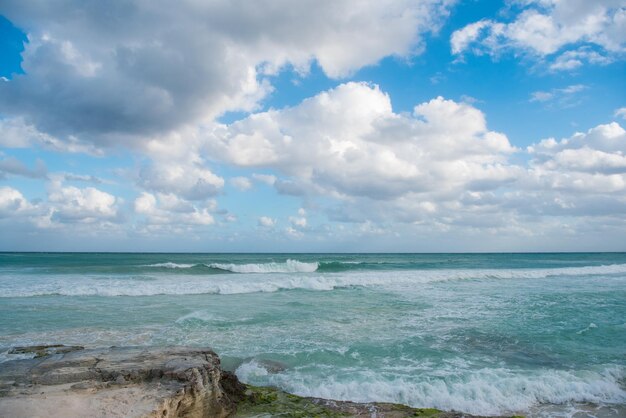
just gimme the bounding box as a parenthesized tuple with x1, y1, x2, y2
(134, 192, 215, 227)
(507, 122, 626, 221)
(199, 83, 626, 232)
(290, 216, 308, 228)
(47, 184, 120, 224)
(451, 0, 626, 70)
(137, 162, 224, 201)
(0, 0, 623, 247)
(289, 209, 308, 228)
(0, 0, 456, 149)
(206, 82, 517, 201)
(0, 186, 36, 217)
(258, 216, 276, 228)
(0, 181, 123, 231)
(528, 122, 626, 175)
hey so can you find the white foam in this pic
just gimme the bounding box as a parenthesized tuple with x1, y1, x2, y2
(0, 350, 37, 363)
(1, 263, 625, 297)
(237, 365, 626, 416)
(175, 311, 225, 323)
(577, 322, 599, 335)
(0, 273, 338, 297)
(235, 360, 270, 379)
(143, 262, 196, 269)
(208, 259, 319, 273)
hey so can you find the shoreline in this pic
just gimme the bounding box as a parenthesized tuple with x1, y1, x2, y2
(0, 344, 524, 418)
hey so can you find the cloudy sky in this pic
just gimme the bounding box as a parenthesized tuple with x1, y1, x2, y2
(0, 0, 625, 252)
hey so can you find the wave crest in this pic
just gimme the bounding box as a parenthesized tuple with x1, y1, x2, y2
(208, 259, 319, 273)
(2, 263, 625, 298)
(143, 262, 197, 269)
(236, 363, 626, 416)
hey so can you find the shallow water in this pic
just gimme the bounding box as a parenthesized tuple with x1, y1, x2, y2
(1, 253, 625, 417)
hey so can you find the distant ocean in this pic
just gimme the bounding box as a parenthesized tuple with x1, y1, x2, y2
(1, 253, 625, 417)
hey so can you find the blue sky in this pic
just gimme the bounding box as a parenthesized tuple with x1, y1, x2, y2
(0, 0, 625, 252)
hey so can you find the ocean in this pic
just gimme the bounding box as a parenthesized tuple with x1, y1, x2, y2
(0, 252, 624, 417)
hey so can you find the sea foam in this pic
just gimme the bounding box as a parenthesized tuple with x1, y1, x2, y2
(236, 362, 626, 416)
(208, 259, 319, 273)
(2, 263, 625, 297)
(142, 259, 319, 273)
(143, 262, 197, 269)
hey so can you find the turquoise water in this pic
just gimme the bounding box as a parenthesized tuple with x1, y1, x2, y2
(0, 253, 625, 417)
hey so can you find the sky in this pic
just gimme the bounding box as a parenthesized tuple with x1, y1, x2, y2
(0, 0, 625, 252)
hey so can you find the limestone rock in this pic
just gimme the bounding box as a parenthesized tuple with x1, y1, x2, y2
(0, 346, 244, 418)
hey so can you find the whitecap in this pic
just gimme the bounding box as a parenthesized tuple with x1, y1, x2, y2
(142, 262, 197, 269)
(2, 263, 625, 297)
(208, 259, 319, 273)
(237, 365, 626, 416)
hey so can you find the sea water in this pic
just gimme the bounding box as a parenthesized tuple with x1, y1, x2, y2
(0, 253, 624, 417)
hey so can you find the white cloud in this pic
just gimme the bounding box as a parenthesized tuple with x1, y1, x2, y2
(549, 47, 613, 71)
(138, 162, 224, 200)
(0, 182, 124, 231)
(289, 208, 308, 228)
(285, 226, 304, 238)
(224, 213, 237, 222)
(206, 82, 517, 201)
(201, 84, 626, 232)
(290, 217, 307, 228)
(530, 91, 554, 102)
(0, 187, 36, 217)
(518, 122, 626, 220)
(48, 184, 120, 223)
(230, 176, 253, 191)
(450, 19, 492, 54)
(134, 192, 215, 227)
(252, 173, 277, 185)
(0, 117, 101, 154)
(615, 107, 626, 119)
(0, 0, 456, 149)
(258, 216, 276, 228)
(528, 122, 626, 175)
(451, 0, 626, 70)
(529, 84, 587, 107)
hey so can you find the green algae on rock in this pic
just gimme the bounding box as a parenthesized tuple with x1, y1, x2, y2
(234, 385, 525, 418)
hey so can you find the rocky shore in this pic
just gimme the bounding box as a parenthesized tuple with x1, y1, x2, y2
(0, 345, 523, 418)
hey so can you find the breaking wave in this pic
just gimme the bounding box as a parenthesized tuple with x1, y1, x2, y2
(142, 259, 319, 273)
(142, 262, 197, 269)
(208, 259, 319, 273)
(236, 362, 626, 417)
(2, 263, 625, 297)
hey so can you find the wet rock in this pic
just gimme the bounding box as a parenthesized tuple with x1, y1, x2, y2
(8, 344, 84, 358)
(234, 385, 524, 418)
